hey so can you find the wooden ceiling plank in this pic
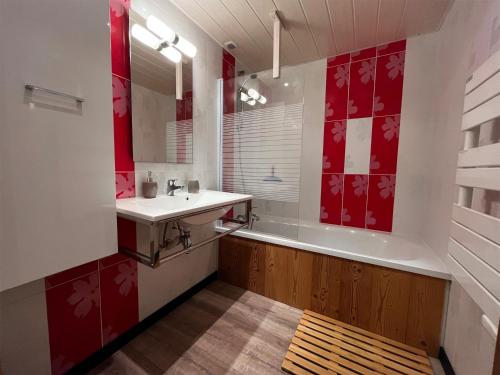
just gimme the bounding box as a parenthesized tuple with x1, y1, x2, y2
(298, 0, 338, 57)
(193, 0, 269, 71)
(327, 0, 355, 54)
(272, 0, 320, 61)
(353, 0, 380, 50)
(377, 0, 406, 44)
(170, 0, 258, 71)
(219, 0, 274, 70)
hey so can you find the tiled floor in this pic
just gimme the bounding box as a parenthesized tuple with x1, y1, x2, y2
(91, 281, 446, 374)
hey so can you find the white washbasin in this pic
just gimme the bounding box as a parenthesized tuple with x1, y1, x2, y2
(116, 190, 252, 224)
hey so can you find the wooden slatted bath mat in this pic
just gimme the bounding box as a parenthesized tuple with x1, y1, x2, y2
(282, 310, 434, 375)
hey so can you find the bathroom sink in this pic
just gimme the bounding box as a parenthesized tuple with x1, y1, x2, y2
(116, 190, 252, 224)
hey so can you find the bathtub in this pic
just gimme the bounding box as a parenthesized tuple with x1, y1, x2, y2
(216, 215, 450, 280)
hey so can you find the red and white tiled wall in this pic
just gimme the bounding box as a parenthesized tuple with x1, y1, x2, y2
(44, 1, 139, 373)
(320, 40, 406, 232)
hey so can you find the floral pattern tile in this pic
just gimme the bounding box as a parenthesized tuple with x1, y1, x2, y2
(367, 175, 396, 231)
(325, 63, 349, 121)
(351, 47, 376, 62)
(377, 39, 406, 56)
(46, 272, 102, 375)
(374, 51, 405, 116)
(342, 174, 369, 228)
(320, 174, 343, 225)
(109, 0, 130, 79)
(113, 75, 134, 174)
(100, 259, 138, 345)
(320, 40, 405, 232)
(327, 53, 350, 68)
(45, 261, 98, 290)
(323, 120, 346, 173)
(370, 115, 400, 174)
(348, 58, 375, 118)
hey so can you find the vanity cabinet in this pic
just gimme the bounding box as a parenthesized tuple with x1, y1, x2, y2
(0, 0, 117, 290)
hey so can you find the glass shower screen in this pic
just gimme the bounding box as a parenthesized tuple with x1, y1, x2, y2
(220, 65, 306, 240)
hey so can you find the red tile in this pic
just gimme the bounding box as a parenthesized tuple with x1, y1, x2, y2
(377, 39, 406, 56)
(320, 174, 343, 225)
(367, 175, 396, 232)
(99, 218, 136, 269)
(112, 75, 134, 173)
(176, 98, 186, 121)
(351, 47, 376, 62)
(370, 115, 400, 174)
(223, 59, 235, 115)
(327, 53, 350, 68)
(45, 261, 98, 290)
(223, 49, 236, 66)
(374, 51, 405, 116)
(323, 120, 346, 173)
(348, 58, 375, 118)
(100, 259, 138, 345)
(325, 63, 349, 121)
(109, 0, 130, 79)
(46, 272, 102, 375)
(342, 174, 368, 228)
(115, 172, 135, 199)
(185, 97, 193, 120)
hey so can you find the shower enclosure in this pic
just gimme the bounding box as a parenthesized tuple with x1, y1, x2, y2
(219, 64, 306, 240)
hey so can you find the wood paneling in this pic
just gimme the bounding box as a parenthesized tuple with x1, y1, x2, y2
(219, 236, 447, 356)
(170, 0, 452, 72)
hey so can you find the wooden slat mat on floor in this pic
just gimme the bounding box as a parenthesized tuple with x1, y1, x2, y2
(282, 310, 434, 375)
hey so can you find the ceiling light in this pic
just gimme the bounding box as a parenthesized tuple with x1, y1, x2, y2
(131, 24, 160, 50)
(160, 45, 182, 63)
(247, 99, 256, 106)
(174, 36, 197, 58)
(240, 92, 249, 102)
(247, 88, 260, 100)
(257, 95, 267, 104)
(284, 82, 289, 87)
(147, 15, 176, 43)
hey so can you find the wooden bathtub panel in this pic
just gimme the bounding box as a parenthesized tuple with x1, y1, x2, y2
(218, 236, 447, 356)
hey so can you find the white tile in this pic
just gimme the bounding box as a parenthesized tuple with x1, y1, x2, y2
(344, 117, 373, 174)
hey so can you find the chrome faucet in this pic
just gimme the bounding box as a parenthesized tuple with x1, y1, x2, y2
(166, 179, 184, 196)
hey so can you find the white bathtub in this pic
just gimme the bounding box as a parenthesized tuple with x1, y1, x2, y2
(216, 215, 450, 280)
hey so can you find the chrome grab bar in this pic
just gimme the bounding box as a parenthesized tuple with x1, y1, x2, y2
(25, 84, 85, 103)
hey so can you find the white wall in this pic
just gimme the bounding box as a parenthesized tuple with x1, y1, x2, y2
(131, 83, 176, 163)
(405, 1, 500, 373)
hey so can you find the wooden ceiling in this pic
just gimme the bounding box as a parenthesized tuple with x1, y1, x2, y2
(170, 0, 453, 72)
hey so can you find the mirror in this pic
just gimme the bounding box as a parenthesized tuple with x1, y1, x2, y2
(130, 11, 193, 164)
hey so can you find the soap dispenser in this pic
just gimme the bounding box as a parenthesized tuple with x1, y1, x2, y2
(142, 171, 158, 199)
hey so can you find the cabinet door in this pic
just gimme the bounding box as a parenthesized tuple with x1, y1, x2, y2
(0, 0, 117, 291)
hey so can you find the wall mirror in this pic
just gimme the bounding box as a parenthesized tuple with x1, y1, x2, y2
(130, 10, 193, 164)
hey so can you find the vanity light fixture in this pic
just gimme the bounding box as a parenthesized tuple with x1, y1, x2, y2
(146, 15, 197, 58)
(240, 88, 266, 105)
(247, 88, 260, 100)
(240, 92, 249, 102)
(160, 45, 182, 63)
(131, 24, 160, 50)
